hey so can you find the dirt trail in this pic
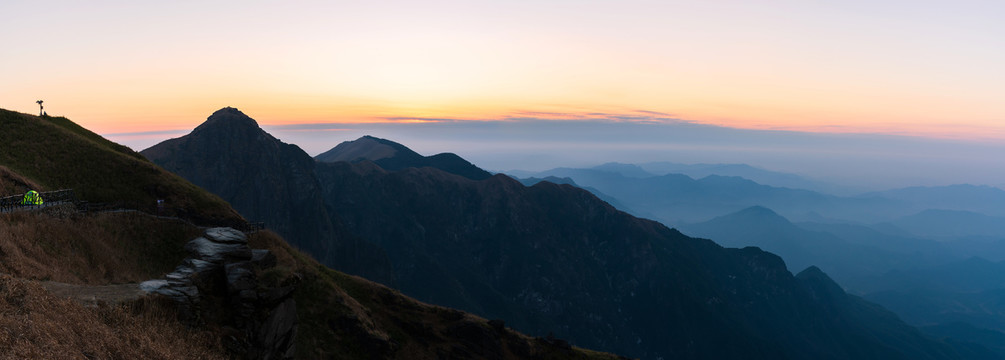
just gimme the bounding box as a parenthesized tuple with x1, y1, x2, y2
(42, 281, 146, 306)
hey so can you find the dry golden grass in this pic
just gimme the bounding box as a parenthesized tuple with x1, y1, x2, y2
(0, 210, 201, 285)
(0, 210, 226, 358)
(0, 274, 225, 359)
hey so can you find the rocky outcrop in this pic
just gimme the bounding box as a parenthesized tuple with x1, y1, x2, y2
(141, 227, 296, 359)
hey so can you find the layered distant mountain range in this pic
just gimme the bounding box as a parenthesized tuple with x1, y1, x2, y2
(516, 163, 1005, 358)
(141, 108, 995, 359)
(518, 164, 1005, 228)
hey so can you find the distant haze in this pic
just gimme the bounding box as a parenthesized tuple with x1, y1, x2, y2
(116, 118, 1005, 191)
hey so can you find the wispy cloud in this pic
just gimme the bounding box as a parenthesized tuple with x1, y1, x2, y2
(362, 109, 692, 125)
(501, 109, 689, 125)
(633, 110, 675, 117)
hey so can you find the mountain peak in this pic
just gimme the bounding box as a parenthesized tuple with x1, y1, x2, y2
(707, 205, 790, 227)
(796, 265, 848, 302)
(315, 136, 492, 180)
(211, 106, 246, 117)
(194, 107, 260, 133)
(736, 205, 781, 217)
(315, 135, 415, 163)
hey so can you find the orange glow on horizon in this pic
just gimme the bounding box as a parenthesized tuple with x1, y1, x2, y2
(13, 98, 1000, 146)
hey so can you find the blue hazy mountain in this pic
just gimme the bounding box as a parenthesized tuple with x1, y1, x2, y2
(865, 185, 1005, 217)
(861, 257, 1005, 358)
(890, 209, 1005, 238)
(526, 167, 905, 225)
(636, 161, 857, 194)
(922, 322, 1005, 357)
(679, 206, 958, 289)
(867, 287, 1005, 354)
(865, 257, 1005, 294)
(682, 205, 1005, 358)
(591, 162, 658, 178)
(796, 221, 956, 271)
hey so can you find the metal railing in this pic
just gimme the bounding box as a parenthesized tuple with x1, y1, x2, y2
(0, 189, 76, 212)
(0, 188, 265, 232)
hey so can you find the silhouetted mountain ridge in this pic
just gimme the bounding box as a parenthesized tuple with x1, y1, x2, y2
(316, 135, 492, 180)
(141, 108, 394, 283)
(144, 107, 991, 360)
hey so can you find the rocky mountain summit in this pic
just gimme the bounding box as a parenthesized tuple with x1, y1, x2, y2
(142, 108, 337, 265)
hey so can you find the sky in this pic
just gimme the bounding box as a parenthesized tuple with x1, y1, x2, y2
(2, 1, 1004, 189)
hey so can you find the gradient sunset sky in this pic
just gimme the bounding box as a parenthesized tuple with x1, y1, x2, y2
(4, 1, 1003, 135)
(2, 1, 1004, 187)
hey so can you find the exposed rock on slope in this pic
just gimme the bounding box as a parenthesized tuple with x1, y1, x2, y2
(142, 227, 296, 359)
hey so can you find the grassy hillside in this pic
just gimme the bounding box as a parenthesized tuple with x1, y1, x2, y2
(0, 207, 227, 358)
(0, 108, 243, 226)
(0, 108, 620, 359)
(0, 210, 201, 284)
